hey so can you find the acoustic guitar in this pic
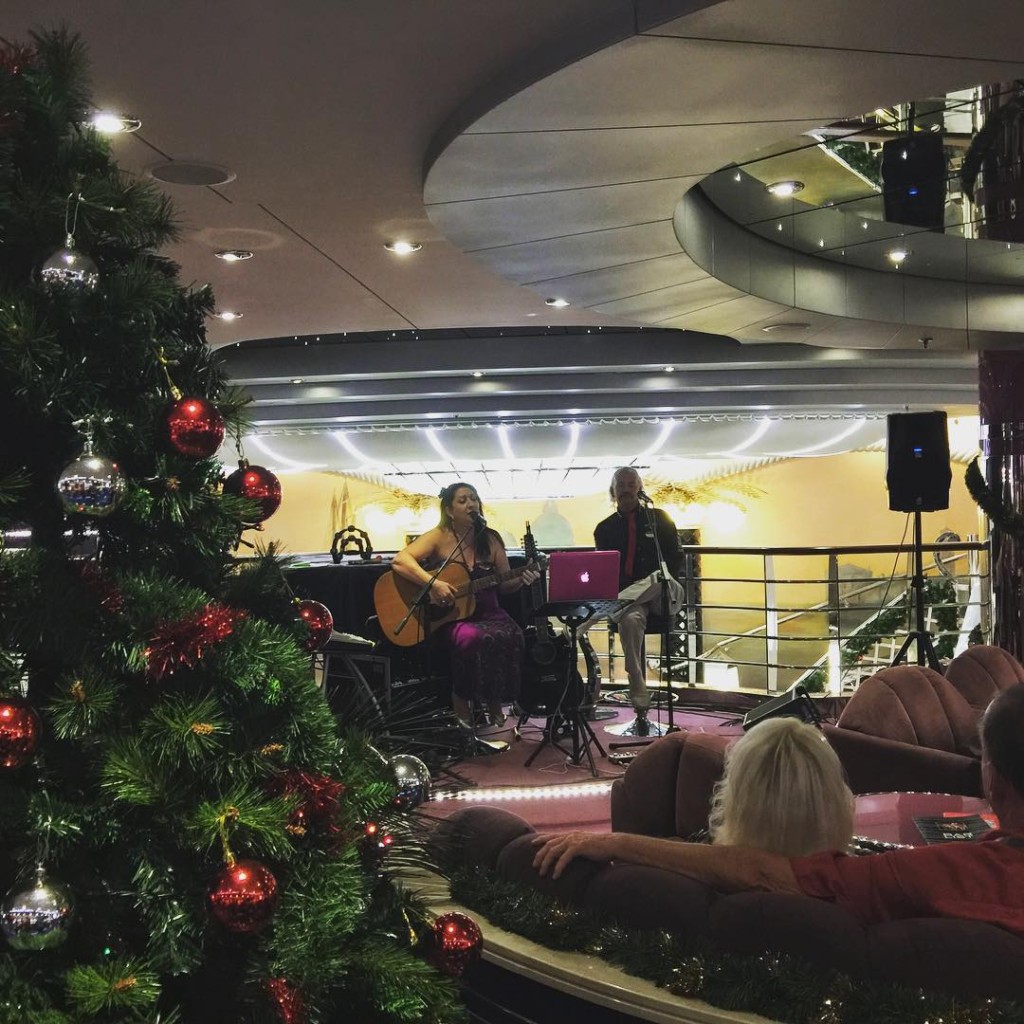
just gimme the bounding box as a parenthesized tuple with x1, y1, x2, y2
(373, 559, 541, 647)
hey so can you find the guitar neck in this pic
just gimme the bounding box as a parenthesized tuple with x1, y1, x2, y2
(452, 564, 529, 598)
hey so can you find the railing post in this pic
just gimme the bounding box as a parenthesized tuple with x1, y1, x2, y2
(827, 551, 842, 694)
(765, 553, 778, 693)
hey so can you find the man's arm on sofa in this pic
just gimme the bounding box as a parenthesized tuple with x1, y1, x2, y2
(532, 831, 802, 894)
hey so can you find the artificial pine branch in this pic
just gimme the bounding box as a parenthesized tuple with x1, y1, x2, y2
(64, 958, 161, 1016)
(48, 673, 123, 739)
(100, 737, 175, 808)
(966, 457, 1024, 539)
(187, 787, 297, 864)
(139, 693, 228, 768)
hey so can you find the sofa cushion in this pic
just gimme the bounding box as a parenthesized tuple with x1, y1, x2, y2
(837, 666, 980, 757)
(945, 645, 1024, 711)
(867, 917, 1024, 999)
(610, 730, 732, 837)
(709, 890, 868, 975)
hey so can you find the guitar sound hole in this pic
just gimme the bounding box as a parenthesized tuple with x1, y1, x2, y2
(530, 639, 557, 666)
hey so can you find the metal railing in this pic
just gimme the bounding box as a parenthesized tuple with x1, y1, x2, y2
(669, 538, 990, 695)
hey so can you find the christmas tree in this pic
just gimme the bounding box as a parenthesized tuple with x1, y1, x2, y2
(0, 29, 466, 1024)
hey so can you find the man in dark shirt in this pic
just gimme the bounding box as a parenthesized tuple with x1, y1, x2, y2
(535, 684, 1024, 939)
(593, 467, 682, 724)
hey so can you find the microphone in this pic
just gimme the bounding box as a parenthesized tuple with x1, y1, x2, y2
(469, 509, 487, 532)
(637, 490, 654, 504)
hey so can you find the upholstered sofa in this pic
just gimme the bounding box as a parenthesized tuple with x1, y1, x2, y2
(440, 804, 1024, 998)
(611, 663, 985, 838)
(436, 652, 1024, 999)
(945, 643, 1024, 710)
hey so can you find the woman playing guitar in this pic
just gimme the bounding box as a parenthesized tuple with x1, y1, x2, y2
(390, 482, 540, 735)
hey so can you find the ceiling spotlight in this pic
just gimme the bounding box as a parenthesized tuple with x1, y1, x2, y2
(887, 247, 912, 265)
(384, 240, 422, 255)
(89, 111, 142, 134)
(214, 310, 243, 321)
(766, 180, 804, 198)
(663, 365, 676, 373)
(545, 297, 570, 308)
(215, 249, 254, 262)
(291, 378, 305, 385)
(472, 371, 484, 378)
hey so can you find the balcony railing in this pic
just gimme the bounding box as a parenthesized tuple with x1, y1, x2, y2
(660, 538, 989, 696)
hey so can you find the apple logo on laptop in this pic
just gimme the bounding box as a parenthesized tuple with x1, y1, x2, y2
(580, 571, 590, 583)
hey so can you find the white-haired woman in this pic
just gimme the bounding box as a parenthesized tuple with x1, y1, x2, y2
(709, 717, 854, 858)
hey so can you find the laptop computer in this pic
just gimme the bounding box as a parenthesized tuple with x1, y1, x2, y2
(547, 550, 621, 603)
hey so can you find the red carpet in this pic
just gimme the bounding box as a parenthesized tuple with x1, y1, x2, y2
(425, 703, 744, 833)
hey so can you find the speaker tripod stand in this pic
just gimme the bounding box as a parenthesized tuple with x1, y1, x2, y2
(889, 510, 942, 672)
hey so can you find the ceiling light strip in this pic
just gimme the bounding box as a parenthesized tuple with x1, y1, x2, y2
(719, 417, 772, 455)
(562, 423, 581, 461)
(767, 418, 868, 456)
(247, 435, 326, 471)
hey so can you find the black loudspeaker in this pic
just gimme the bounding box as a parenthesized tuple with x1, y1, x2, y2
(742, 685, 821, 732)
(881, 135, 946, 230)
(886, 411, 951, 512)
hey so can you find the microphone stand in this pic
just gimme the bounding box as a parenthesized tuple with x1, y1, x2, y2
(639, 495, 677, 734)
(392, 520, 478, 641)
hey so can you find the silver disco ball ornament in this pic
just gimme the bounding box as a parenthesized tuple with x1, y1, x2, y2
(1, 867, 75, 951)
(390, 753, 432, 810)
(39, 235, 100, 293)
(57, 440, 126, 518)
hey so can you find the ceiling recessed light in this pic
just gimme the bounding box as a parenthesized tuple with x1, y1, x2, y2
(766, 179, 804, 198)
(291, 378, 304, 385)
(663, 365, 676, 373)
(887, 247, 912, 265)
(89, 111, 142, 134)
(761, 322, 811, 334)
(524, 312, 538, 317)
(149, 161, 235, 186)
(215, 249, 254, 262)
(545, 297, 570, 308)
(214, 310, 243, 321)
(472, 371, 483, 378)
(384, 240, 421, 255)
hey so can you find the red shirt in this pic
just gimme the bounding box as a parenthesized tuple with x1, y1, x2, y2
(791, 831, 1024, 937)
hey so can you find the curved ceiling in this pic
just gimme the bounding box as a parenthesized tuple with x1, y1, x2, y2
(4, 1, 1015, 481)
(426, 0, 1024, 349)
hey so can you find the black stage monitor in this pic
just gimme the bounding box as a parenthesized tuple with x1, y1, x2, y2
(742, 685, 821, 732)
(886, 411, 951, 512)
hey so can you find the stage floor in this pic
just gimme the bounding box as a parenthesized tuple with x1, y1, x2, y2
(423, 698, 746, 834)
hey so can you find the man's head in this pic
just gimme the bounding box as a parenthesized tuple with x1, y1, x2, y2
(980, 683, 1024, 821)
(610, 467, 642, 514)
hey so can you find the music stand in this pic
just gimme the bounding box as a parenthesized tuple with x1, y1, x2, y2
(523, 601, 623, 777)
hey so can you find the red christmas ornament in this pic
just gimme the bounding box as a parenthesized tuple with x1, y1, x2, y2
(264, 977, 309, 1024)
(431, 912, 483, 977)
(165, 397, 225, 459)
(296, 599, 333, 651)
(0, 697, 41, 769)
(269, 768, 345, 837)
(223, 460, 282, 524)
(206, 859, 278, 933)
(146, 602, 246, 679)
